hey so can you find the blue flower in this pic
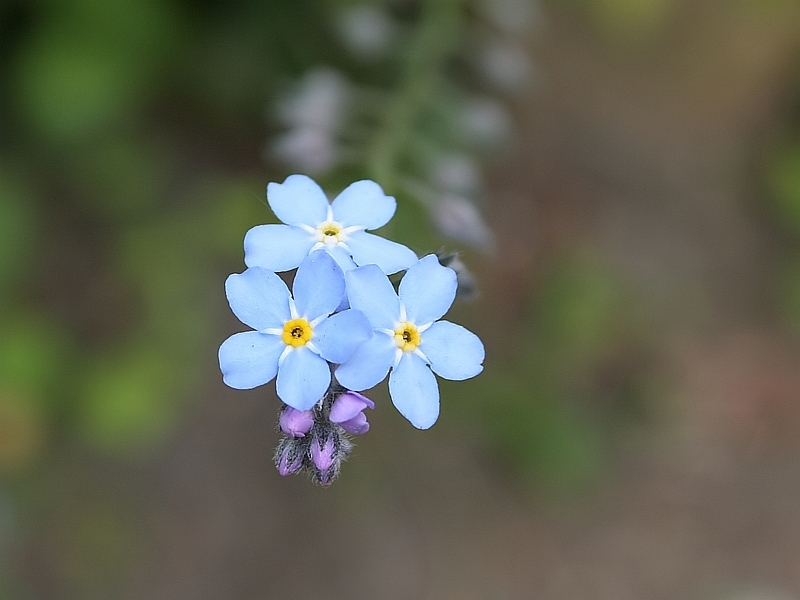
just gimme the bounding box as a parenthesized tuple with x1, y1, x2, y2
(244, 174, 417, 275)
(335, 255, 485, 429)
(218, 251, 373, 410)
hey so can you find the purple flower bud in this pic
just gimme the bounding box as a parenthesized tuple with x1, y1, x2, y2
(338, 412, 370, 435)
(311, 435, 336, 471)
(330, 392, 374, 435)
(316, 468, 335, 486)
(279, 407, 314, 438)
(276, 445, 304, 476)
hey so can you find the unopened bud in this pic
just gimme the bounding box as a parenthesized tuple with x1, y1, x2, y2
(338, 411, 370, 435)
(330, 391, 374, 435)
(279, 406, 314, 438)
(311, 434, 336, 471)
(275, 439, 305, 476)
(316, 467, 336, 486)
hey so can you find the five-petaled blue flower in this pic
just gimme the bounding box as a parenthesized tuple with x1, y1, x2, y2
(244, 174, 417, 275)
(219, 251, 372, 410)
(335, 255, 485, 429)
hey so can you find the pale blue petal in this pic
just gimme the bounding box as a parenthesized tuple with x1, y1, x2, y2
(293, 251, 345, 320)
(276, 347, 331, 410)
(244, 224, 314, 272)
(399, 255, 457, 325)
(344, 264, 400, 330)
(225, 267, 291, 330)
(218, 331, 283, 389)
(388, 353, 440, 429)
(331, 180, 396, 229)
(420, 320, 484, 381)
(323, 244, 357, 272)
(267, 174, 329, 226)
(346, 231, 417, 275)
(335, 332, 395, 390)
(312, 309, 373, 364)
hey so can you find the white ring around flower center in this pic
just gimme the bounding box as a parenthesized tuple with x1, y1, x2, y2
(299, 206, 367, 252)
(380, 314, 434, 369)
(314, 220, 347, 246)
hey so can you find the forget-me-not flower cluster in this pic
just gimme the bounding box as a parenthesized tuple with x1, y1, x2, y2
(219, 174, 485, 484)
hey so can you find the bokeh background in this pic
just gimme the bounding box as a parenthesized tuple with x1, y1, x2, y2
(3, 0, 800, 598)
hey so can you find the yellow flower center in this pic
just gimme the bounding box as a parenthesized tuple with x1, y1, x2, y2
(315, 221, 345, 246)
(282, 318, 313, 348)
(394, 322, 421, 352)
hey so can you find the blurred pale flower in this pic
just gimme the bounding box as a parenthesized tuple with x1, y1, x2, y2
(440, 253, 478, 301)
(336, 256, 485, 429)
(245, 174, 417, 275)
(431, 154, 481, 196)
(336, 5, 394, 60)
(478, 41, 534, 93)
(460, 97, 512, 147)
(271, 127, 338, 175)
(480, 0, 541, 34)
(218, 251, 372, 410)
(432, 195, 494, 250)
(275, 69, 348, 132)
(271, 69, 349, 174)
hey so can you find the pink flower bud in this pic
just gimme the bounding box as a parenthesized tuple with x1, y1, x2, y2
(330, 392, 374, 434)
(338, 411, 370, 435)
(311, 435, 336, 471)
(279, 407, 314, 438)
(276, 446, 304, 476)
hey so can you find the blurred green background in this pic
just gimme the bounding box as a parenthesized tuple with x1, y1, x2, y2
(3, 0, 800, 598)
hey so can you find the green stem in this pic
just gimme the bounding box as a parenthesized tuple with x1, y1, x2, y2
(367, 0, 463, 192)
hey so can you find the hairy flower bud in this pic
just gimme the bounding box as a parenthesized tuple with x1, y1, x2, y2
(311, 434, 336, 472)
(275, 438, 305, 476)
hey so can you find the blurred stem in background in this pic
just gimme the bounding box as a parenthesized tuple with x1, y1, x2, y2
(368, 0, 462, 191)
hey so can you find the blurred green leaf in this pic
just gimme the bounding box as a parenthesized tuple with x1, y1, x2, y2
(13, 0, 181, 139)
(199, 177, 275, 259)
(68, 136, 170, 218)
(506, 395, 602, 490)
(533, 255, 630, 369)
(50, 0, 178, 61)
(15, 39, 138, 139)
(767, 141, 800, 233)
(555, 0, 677, 45)
(78, 347, 178, 453)
(0, 169, 37, 290)
(0, 314, 69, 402)
(779, 257, 800, 335)
(466, 371, 604, 491)
(0, 391, 45, 471)
(385, 192, 438, 255)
